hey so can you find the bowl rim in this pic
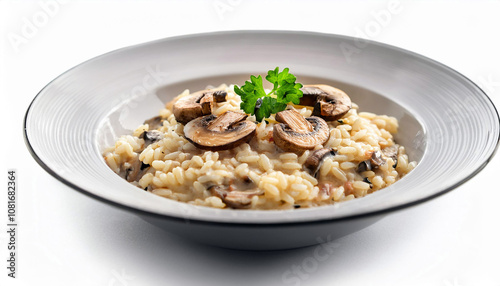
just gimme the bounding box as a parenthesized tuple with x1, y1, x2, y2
(23, 30, 500, 226)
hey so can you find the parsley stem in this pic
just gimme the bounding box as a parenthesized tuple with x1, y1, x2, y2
(266, 88, 277, 97)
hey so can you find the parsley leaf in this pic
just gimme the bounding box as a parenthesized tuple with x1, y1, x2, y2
(234, 67, 303, 122)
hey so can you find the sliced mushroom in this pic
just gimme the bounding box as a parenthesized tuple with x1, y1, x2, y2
(199, 92, 214, 115)
(357, 151, 385, 173)
(273, 109, 330, 153)
(122, 157, 151, 182)
(184, 111, 256, 151)
(300, 84, 352, 121)
(208, 185, 263, 209)
(357, 160, 372, 173)
(356, 144, 400, 172)
(143, 115, 164, 130)
(212, 90, 227, 102)
(172, 89, 227, 124)
(305, 148, 336, 177)
(382, 144, 399, 168)
(371, 150, 385, 167)
(139, 130, 163, 147)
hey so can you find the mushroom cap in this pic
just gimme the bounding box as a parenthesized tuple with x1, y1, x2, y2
(172, 88, 227, 124)
(273, 109, 330, 153)
(184, 111, 256, 151)
(300, 84, 352, 121)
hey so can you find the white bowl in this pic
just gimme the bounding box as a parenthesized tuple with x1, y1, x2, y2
(24, 31, 500, 250)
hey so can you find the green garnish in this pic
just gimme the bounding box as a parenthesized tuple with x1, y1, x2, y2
(234, 67, 303, 122)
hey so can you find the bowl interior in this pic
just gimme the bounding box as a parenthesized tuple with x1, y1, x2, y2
(97, 74, 426, 164)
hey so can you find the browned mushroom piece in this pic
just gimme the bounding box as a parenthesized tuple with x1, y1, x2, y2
(356, 160, 372, 173)
(184, 111, 256, 151)
(370, 150, 385, 167)
(212, 90, 227, 102)
(143, 115, 164, 130)
(356, 144, 400, 172)
(139, 130, 163, 147)
(305, 148, 336, 177)
(273, 109, 330, 153)
(172, 89, 227, 124)
(209, 185, 263, 209)
(300, 84, 352, 121)
(382, 144, 399, 167)
(357, 151, 384, 173)
(199, 92, 214, 115)
(122, 157, 150, 182)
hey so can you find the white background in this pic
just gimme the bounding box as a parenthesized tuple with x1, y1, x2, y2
(1, 1, 500, 285)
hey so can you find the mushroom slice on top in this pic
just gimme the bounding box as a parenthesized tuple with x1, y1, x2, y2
(273, 109, 330, 153)
(300, 84, 352, 121)
(184, 111, 256, 151)
(199, 92, 214, 115)
(305, 148, 336, 177)
(172, 89, 227, 124)
(212, 90, 227, 102)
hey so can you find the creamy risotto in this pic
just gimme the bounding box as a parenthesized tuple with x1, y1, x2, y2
(103, 84, 416, 210)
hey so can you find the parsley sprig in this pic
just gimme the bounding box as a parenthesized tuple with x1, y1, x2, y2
(234, 67, 303, 122)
